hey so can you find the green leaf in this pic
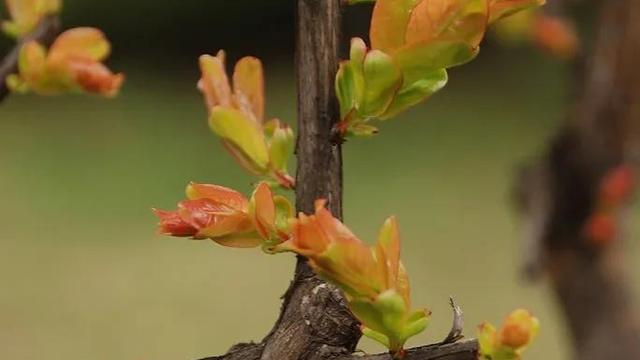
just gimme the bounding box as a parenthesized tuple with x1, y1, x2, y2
(400, 311, 429, 342)
(209, 106, 270, 172)
(336, 62, 357, 119)
(336, 38, 368, 120)
(266, 121, 294, 172)
(492, 347, 520, 360)
(349, 298, 389, 335)
(362, 327, 390, 348)
(376, 290, 407, 336)
(358, 50, 402, 118)
(273, 195, 294, 234)
(18, 41, 46, 74)
(6, 74, 29, 93)
(395, 40, 478, 83)
(350, 38, 367, 109)
(2, 21, 20, 38)
(477, 323, 498, 357)
(489, 0, 546, 24)
(350, 291, 427, 354)
(347, 123, 379, 137)
(381, 69, 448, 119)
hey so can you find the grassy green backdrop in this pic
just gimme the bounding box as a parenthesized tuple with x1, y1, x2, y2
(1, 22, 638, 358)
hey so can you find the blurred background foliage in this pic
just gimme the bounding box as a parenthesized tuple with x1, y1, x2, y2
(0, 1, 638, 360)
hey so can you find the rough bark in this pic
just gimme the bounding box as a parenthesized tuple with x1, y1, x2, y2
(516, 0, 640, 358)
(0, 15, 61, 102)
(201, 341, 478, 360)
(203, 1, 482, 359)
(336, 340, 478, 360)
(206, 1, 359, 359)
(259, 1, 361, 358)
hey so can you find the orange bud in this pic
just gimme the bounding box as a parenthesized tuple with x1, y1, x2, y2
(532, 14, 579, 60)
(68, 59, 124, 97)
(155, 182, 293, 249)
(187, 183, 249, 210)
(9, 27, 124, 96)
(153, 209, 198, 237)
(599, 165, 635, 208)
(250, 182, 276, 240)
(583, 213, 616, 246)
(289, 200, 343, 255)
(498, 309, 539, 349)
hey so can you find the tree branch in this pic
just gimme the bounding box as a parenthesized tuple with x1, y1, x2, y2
(516, 0, 640, 358)
(202, 1, 486, 359)
(259, 0, 361, 358)
(0, 15, 61, 102)
(201, 339, 478, 360)
(202, 1, 360, 359)
(336, 339, 478, 360)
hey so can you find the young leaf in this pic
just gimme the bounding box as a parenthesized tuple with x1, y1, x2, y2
(209, 106, 270, 173)
(233, 57, 265, 123)
(249, 182, 276, 240)
(370, 0, 422, 54)
(199, 52, 233, 109)
(265, 119, 294, 172)
(359, 50, 403, 117)
(478, 309, 540, 359)
(381, 69, 448, 119)
(489, 0, 546, 24)
(336, 61, 357, 119)
(2, 0, 61, 38)
(405, 0, 489, 47)
(48, 27, 111, 63)
(395, 40, 478, 82)
(10, 28, 123, 96)
(156, 182, 292, 250)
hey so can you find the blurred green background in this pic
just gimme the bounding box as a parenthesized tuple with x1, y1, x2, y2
(1, 1, 638, 360)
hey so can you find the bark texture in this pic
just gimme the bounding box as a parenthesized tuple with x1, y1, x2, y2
(259, 1, 361, 359)
(208, 1, 360, 358)
(336, 339, 478, 360)
(204, 1, 481, 359)
(0, 15, 61, 101)
(516, 0, 640, 358)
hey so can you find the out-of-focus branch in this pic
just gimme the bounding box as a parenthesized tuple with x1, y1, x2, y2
(0, 15, 61, 102)
(515, 0, 640, 358)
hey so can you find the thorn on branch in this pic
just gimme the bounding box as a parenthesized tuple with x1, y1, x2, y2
(441, 296, 465, 345)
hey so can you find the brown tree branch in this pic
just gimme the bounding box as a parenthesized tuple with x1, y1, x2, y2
(206, 1, 359, 358)
(201, 339, 478, 360)
(336, 339, 478, 360)
(0, 15, 61, 102)
(203, 1, 485, 359)
(258, 0, 362, 359)
(193, 0, 572, 357)
(516, 0, 640, 358)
